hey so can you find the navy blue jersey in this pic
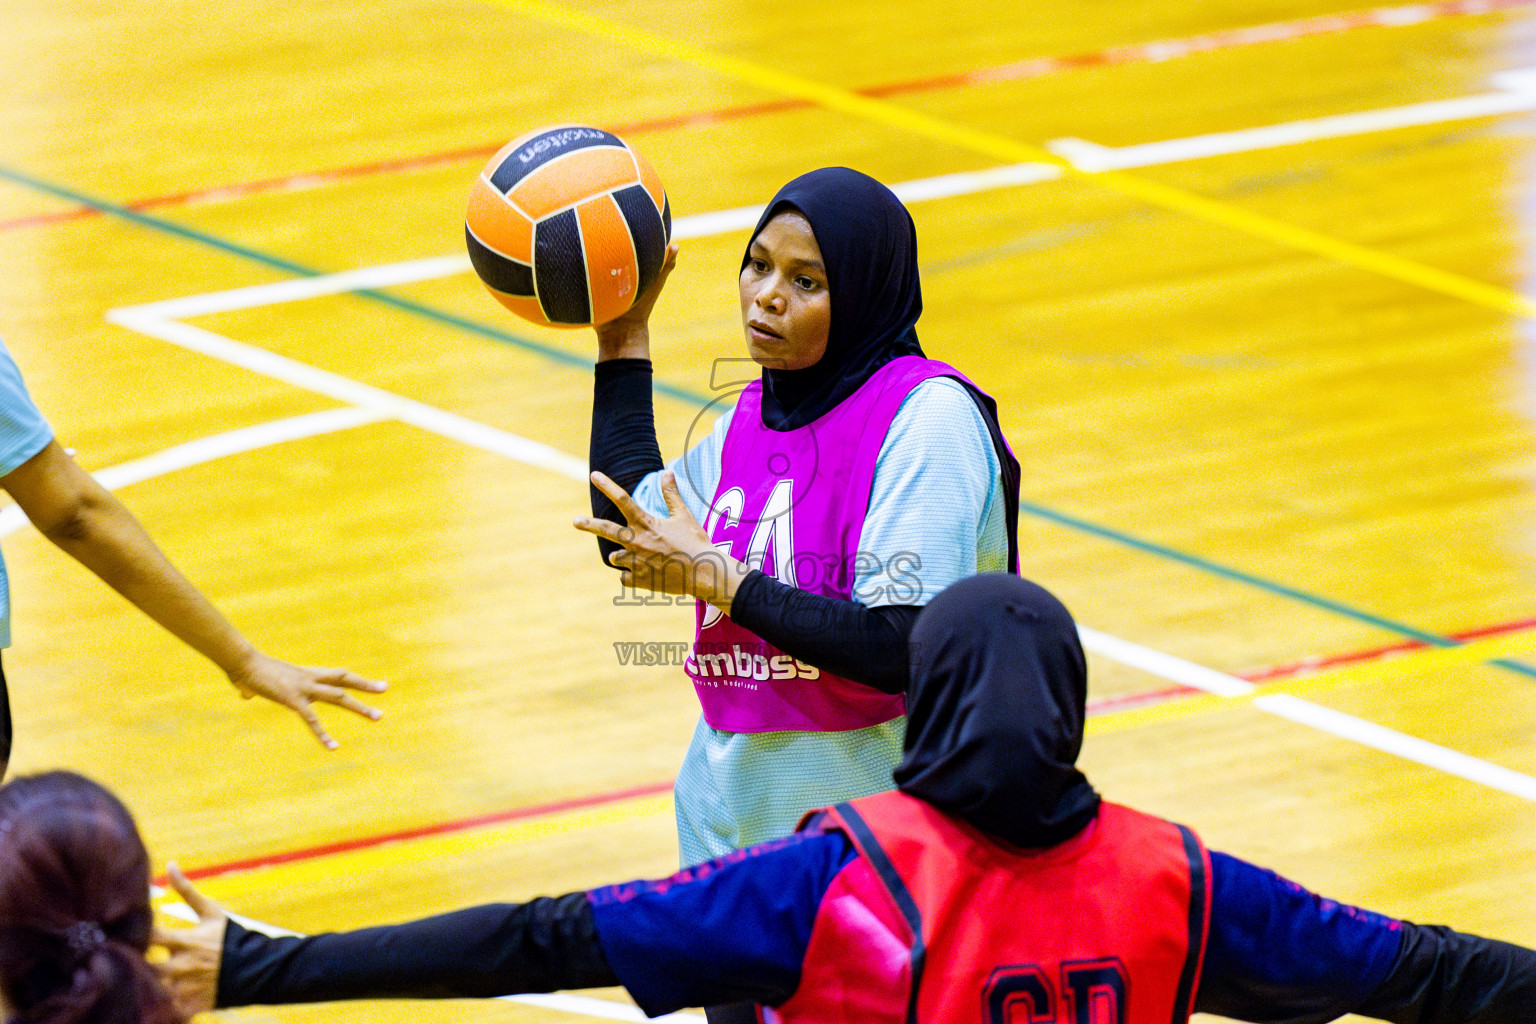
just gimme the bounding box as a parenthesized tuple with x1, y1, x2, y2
(586, 831, 1404, 1019)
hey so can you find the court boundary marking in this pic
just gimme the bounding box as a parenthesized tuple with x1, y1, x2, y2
(94, 163, 1536, 865)
(1245, 613, 1536, 680)
(4, 0, 1531, 235)
(147, 608, 1534, 1020)
(174, 782, 674, 884)
(1083, 612, 1536, 710)
(1084, 623, 1536, 735)
(1053, 66, 1536, 169)
(155, 612, 1536, 1018)
(0, 408, 388, 539)
(13, 38, 1536, 935)
(108, 288, 1536, 682)
(23, 9, 1529, 1020)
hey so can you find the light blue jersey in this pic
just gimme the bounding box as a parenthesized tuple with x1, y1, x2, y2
(0, 342, 55, 648)
(632, 377, 1010, 863)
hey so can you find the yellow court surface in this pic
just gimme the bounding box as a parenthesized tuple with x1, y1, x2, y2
(3, 1, 1536, 1021)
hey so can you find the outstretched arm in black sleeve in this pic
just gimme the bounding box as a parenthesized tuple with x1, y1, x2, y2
(1195, 851, 1536, 1024)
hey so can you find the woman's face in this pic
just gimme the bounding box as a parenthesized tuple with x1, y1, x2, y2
(739, 211, 832, 371)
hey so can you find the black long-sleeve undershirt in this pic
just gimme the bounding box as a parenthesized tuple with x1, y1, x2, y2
(589, 360, 917, 694)
(589, 359, 664, 562)
(217, 898, 616, 1007)
(730, 571, 918, 694)
(1357, 925, 1536, 1024)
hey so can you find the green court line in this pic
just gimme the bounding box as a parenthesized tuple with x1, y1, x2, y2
(1021, 501, 1536, 678)
(5, 162, 1530, 680)
(0, 165, 702, 405)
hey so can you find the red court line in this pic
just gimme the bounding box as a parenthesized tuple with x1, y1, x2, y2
(1240, 614, 1536, 682)
(0, 208, 101, 231)
(164, 612, 1534, 886)
(1085, 685, 1202, 713)
(1083, 613, 1536, 710)
(865, 0, 1536, 97)
(163, 780, 673, 885)
(0, 102, 806, 235)
(10, 0, 1533, 236)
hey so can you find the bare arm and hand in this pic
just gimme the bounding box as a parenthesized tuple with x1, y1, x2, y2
(1, 441, 384, 749)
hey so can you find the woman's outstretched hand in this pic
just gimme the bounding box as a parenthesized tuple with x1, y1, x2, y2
(574, 469, 748, 613)
(152, 863, 229, 1018)
(593, 243, 679, 361)
(227, 653, 385, 751)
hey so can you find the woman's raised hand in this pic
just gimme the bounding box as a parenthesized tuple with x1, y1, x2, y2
(593, 243, 678, 361)
(574, 470, 748, 612)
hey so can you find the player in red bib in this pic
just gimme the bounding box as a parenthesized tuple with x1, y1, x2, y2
(158, 575, 1535, 1023)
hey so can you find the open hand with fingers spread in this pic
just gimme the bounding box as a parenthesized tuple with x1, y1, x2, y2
(153, 863, 228, 1019)
(574, 470, 749, 613)
(228, 652, 386, 750)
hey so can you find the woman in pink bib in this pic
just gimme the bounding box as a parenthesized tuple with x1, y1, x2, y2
(575, 169, 1020, 901)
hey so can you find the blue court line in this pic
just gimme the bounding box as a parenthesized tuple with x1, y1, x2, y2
(5, 162, 1530, 680)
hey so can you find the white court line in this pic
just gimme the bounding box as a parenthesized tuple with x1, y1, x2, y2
(91, 407, 386, 491)
(137, 638, 1530, 1024)
(0, 407, 388, 540)
(1078, 625, 1255, 698)
(106, 309, 586, 482)
(1255, 694, 1536, 801)
(142, 632, 1533, 1024)
(1078, 626, 1536, 802)
(888, 162, 1064, 202)
(1050, 65, 1536, 171)
(125, 254, 476, 321)
(96, 63, 1533, 1024)
(101, 71, 1536, 941)
(507, 993, 701, 1022)
(672, 162, 1067, 241)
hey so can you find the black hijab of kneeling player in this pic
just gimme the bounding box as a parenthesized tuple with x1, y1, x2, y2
(895, 573, 1102, 849)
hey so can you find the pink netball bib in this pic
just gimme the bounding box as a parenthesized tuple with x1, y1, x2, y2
(685, 356, 980, 733)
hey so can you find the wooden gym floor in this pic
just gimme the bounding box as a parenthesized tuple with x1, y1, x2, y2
(3, 1, 1536, 1020)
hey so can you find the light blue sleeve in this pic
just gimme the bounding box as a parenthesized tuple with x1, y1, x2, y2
(630, 406, 734, 523)
(0, 342, 54, 476)
(853, 377, 1007, 608)
(0, 340, 53, 649)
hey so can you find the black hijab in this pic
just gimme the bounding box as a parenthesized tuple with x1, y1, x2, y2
(743, 167, 925, 431)
(894, 574, 1102, 848)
